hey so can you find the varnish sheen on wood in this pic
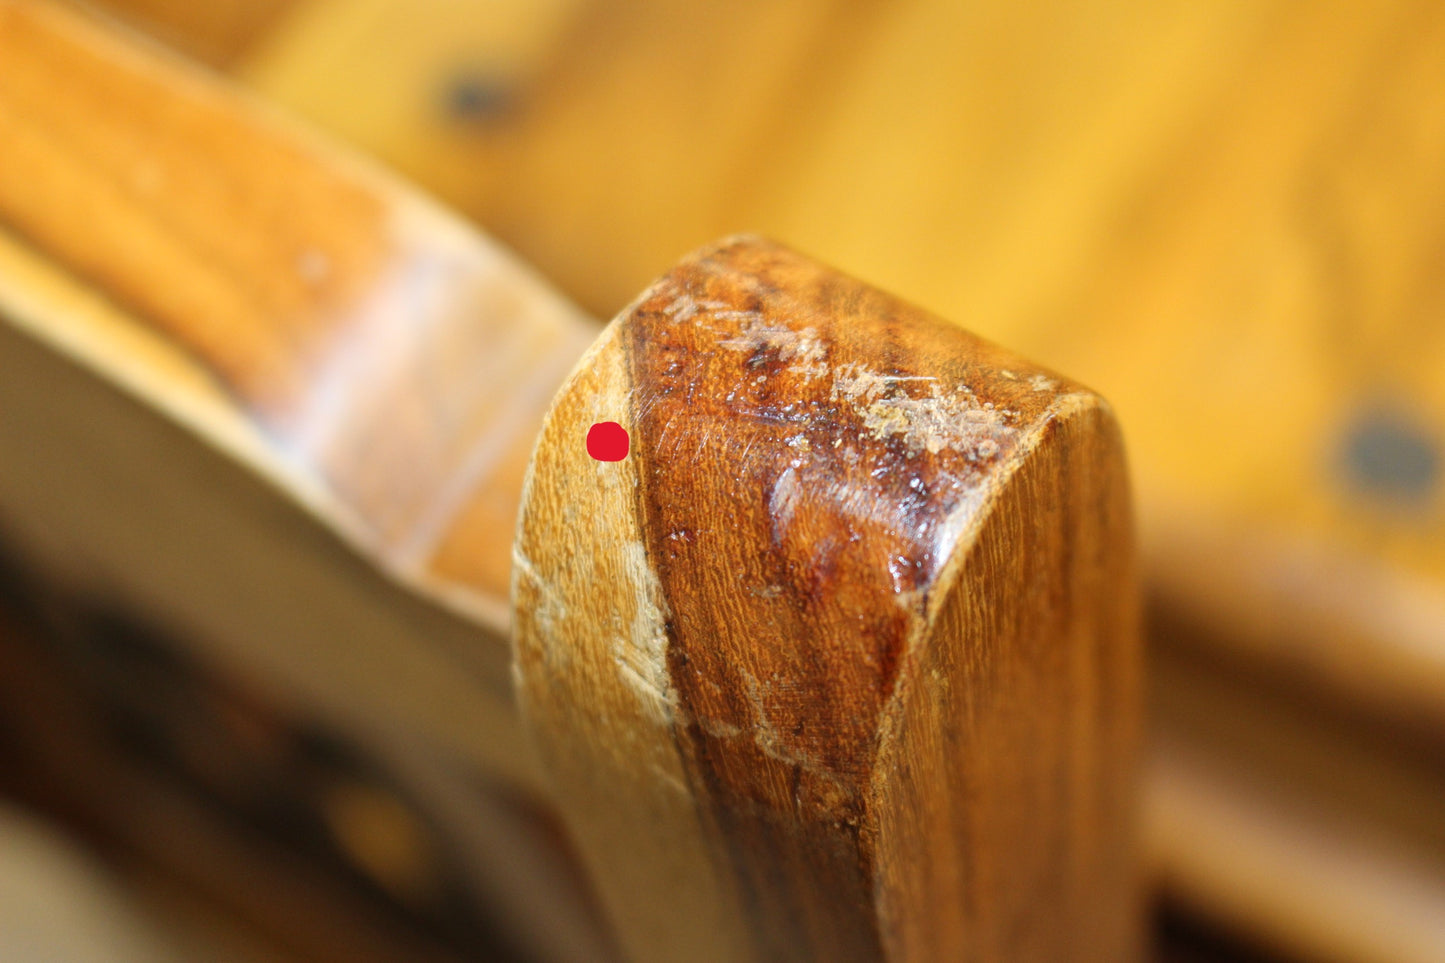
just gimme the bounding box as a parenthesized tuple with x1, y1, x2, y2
(515, 237, 1140, 962)
(0, 3, 1142, 958)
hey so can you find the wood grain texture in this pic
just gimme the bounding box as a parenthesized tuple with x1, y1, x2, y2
(514, 236, 1140, 962)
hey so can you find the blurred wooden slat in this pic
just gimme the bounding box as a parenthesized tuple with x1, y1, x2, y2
(1149, 632, 1445, 963)
(1149, 745, 1445, 963)
(1, 0, 596, 604)
(0, 2, 609, 958)
(74, 0, 298, 67)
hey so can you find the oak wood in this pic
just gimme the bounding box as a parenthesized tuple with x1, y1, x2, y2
(515, 237, 1140, 961)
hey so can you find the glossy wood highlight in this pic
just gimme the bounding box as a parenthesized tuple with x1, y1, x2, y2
(515, 237, 1140, 962)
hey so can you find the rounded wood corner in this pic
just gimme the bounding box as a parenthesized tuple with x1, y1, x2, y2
(513, 236, 1141, 961)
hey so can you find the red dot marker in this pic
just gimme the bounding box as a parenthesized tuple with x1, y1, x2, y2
(586, 421, 630, 461)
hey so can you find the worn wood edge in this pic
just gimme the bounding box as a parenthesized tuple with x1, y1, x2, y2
(511, 307, 746, 962)
(514, 235, 1141, 960)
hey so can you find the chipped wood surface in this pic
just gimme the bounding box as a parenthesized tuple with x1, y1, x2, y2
(515, 237, 1140, 961)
